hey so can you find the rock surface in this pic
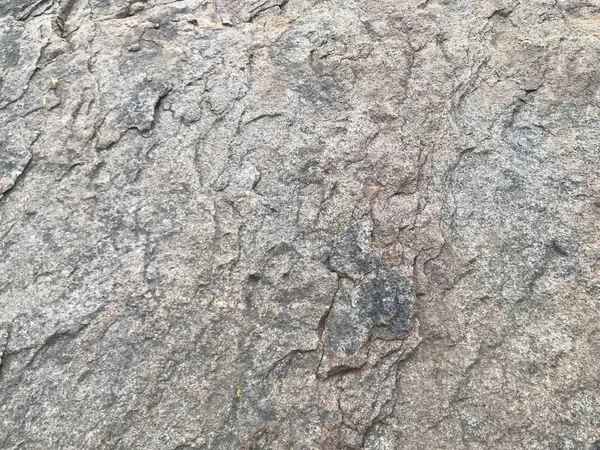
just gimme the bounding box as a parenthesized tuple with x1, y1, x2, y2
(1, 0, 600, 449)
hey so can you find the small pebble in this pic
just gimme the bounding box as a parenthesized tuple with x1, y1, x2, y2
(221, 15, 233, 26)
(128, 43, 141, 52)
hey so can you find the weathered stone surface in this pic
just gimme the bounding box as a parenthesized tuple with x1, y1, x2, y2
(0, 139, 32, 198)
(1, 0, 599, 449)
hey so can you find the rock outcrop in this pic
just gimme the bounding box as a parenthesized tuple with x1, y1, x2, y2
(1, 0, 599, 448)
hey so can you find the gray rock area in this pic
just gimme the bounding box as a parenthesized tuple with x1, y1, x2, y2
(1, 0, 599, 448)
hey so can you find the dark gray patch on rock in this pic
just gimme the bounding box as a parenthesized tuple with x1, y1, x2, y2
(0, 328, 7, 368)
(320, 224, 415, 377)
(118, 81, 170, 132)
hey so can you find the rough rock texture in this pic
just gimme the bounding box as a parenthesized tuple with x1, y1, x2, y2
(1, 0, 600, 449)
